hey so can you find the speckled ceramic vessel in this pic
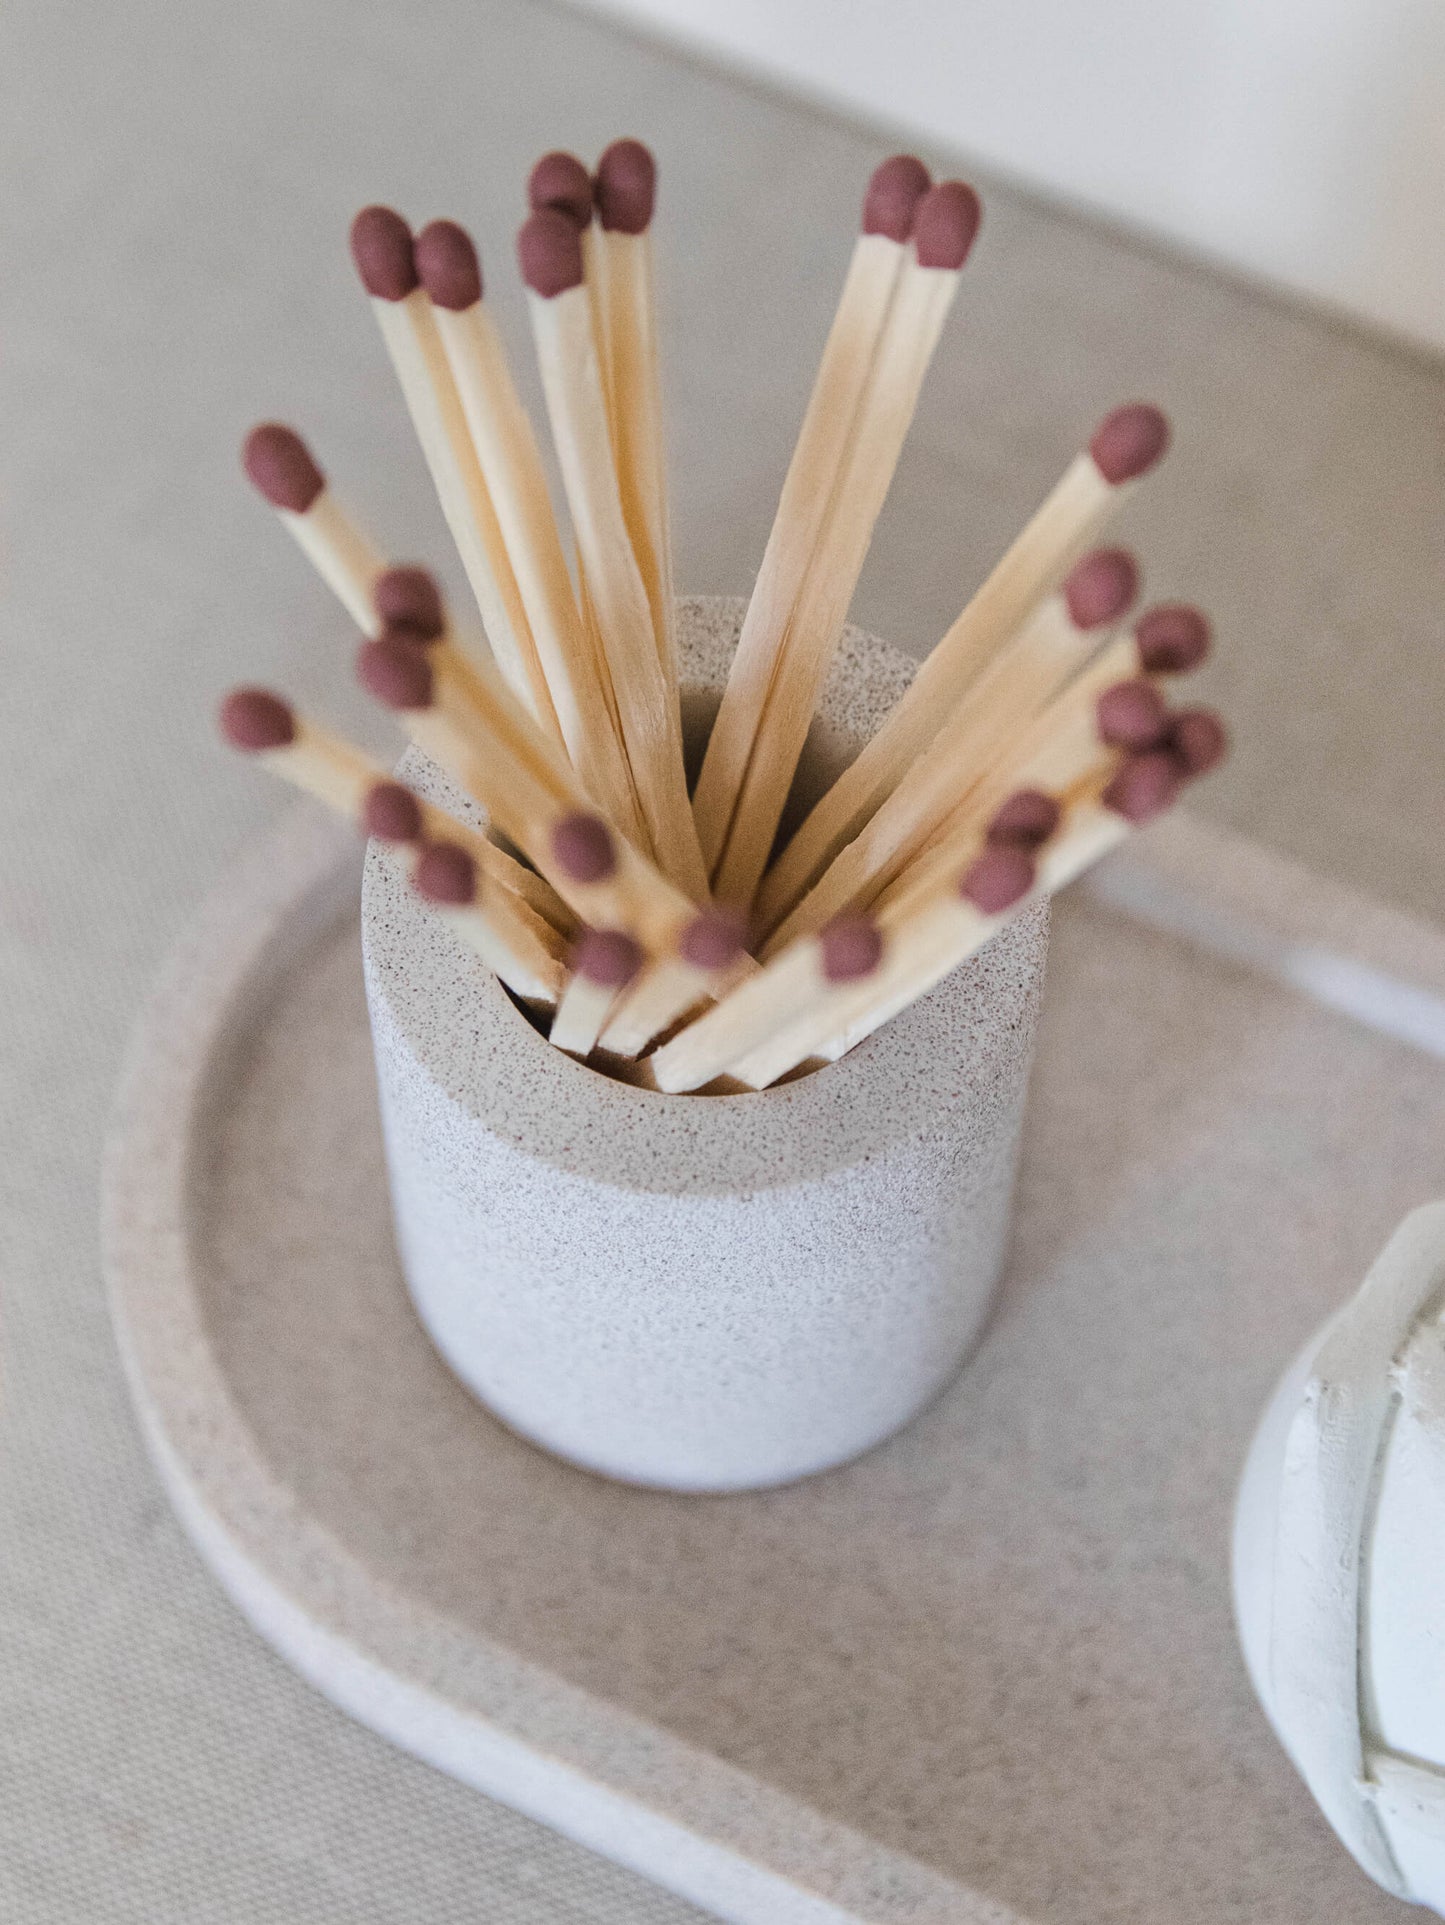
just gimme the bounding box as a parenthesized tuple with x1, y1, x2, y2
(362, 598, 1048, 1493)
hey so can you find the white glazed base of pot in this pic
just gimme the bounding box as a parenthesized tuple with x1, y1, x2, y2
(105, 797, 1445, 1925)
(1232, 1203, 1445, 1915)
(363, 600, 1048, 1494)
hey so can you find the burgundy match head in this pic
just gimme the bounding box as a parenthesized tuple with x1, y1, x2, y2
(414, 219, 483, 311)
(1102, 749, 1181, 824)
(356, 634, 434, 711)
(1135, 603, 1211, 675)
(595, 138, 656, 234)
(819, 913, 884, 984)
(572, 927, 644, 989)
(678, 906, 749, 972)
(1089, 402, 1170, 485)
(363, 779, 424, 844)
(518, 208, 585, 298)
(528, 151, 593, 226)
(1063, 546, 1139, 629)
(960, 846, 1036, 915)
(218, 686, 296, 752)
(551, 811, 617, 884)
(862, 154, 932, 241)
(911, 181, 982, 271)
(373, 566, 444, 642)
(1168, 706, 1229, 779)
(242, 423, 325, 513)
(1096, 678, 1171, 750)
(413, 840, 477, 906)
(986, 788, 1062, 850)
(349, 205, 419, 301)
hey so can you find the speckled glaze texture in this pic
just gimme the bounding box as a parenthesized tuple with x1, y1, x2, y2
(362, 599, 1049, 1492)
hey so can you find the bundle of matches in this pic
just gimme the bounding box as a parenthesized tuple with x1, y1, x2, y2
(220, 140, 1228, 1094)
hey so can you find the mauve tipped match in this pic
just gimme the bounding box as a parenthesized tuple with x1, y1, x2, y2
(986, 789, 1061, 850)
(1102, 750, 1181, 823)
(961, 846, 1036, 914)
(363, 780, 423, 844)
(551, 812, 616, 884)
(242, 424, 325, 513)
(357, 635, 434, 711)
(678, 907, 749, 971)
(912, 181, 981, 271)
(1096, 678, 1171, 750)
(528, 151, 593, 226)
(1089, 403, 1170, 485)
(350, 205, 419, 301)
(518, 209, 584, 298)
(862, 155, 931, 241)
(1063, 547, 1139, 629)
(820, 914, 883, 984)
(595, 138, 656, 234)
(573, 927, 643, 989)
(219, 687, 295, 752)
(414, 840, 477, 906)
(1169, 707, 1228, 778)
(1135, 604, 1211, 675)
(414, 219, 482, 311)
(374, 566, 444, 642)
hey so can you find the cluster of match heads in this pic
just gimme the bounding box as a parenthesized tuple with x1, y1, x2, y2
(221, 140, 1227, 1094)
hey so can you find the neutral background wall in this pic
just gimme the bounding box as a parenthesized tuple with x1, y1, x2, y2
(576, 0, 1445, 356)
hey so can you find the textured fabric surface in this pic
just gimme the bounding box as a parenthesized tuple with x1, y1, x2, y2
(1, 0, 1442, 1917)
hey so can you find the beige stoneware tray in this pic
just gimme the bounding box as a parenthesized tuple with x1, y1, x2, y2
(103, 803, 1445, 1925)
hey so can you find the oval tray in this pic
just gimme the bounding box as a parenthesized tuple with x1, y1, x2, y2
(103, 803, 1445, 1925)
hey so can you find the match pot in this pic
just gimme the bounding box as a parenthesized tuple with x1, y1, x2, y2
(362, 598, 1049, 1492)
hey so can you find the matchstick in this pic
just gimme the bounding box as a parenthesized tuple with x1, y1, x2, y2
(649, 905, 887, 1096)
(412, 218, 644, 846)
(528, 151, 609, 397)
(593, 140, 678, 695)
(218, 688, 564, 1004)
(518, 208, 707, 895)
(662, 739, 1205, 1096)
(864, 602, 1212, 921)
(689, 155, 932, 876)
(355, 628, 697, 950)
(410, 839, 565, 1008)
(709, 179, 983, 908)
(761, 401, 1171, 917)
(549, 927, 645, 1057)
(242, 424, 384, 632)
(595, 905, 753, 1058)
(758, 546, 1139, 952)
(350, 205, 564, 743)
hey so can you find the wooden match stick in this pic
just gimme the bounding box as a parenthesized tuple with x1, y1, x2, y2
(761, 401, 1171, 918)
(242, 424, 385, 632)
(350, 205, 564, 743)
(673, 748, 1194, 1095)
(218, 688, 564, 1004)
(649, 908, 885, 1095)
(864, 602, 1211, 921)
(355, 628, 697, 950)
(412, 218, 645, 847)
(528, 151, 610, 408)
(518, 209, 707, 896)
(758, 546, 1139, 953)
(595, 905, 753, 1058)
(411, 839, 564, 1008)
(593, 140, 678, 696)
(689, 154, 932, 876)
(709, 179, 983, 908)
(549, 927, 644, 1057)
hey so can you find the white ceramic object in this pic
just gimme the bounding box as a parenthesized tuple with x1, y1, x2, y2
(361, 598, 1049, 1494)
(1234, 1200, 1445, 1914)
